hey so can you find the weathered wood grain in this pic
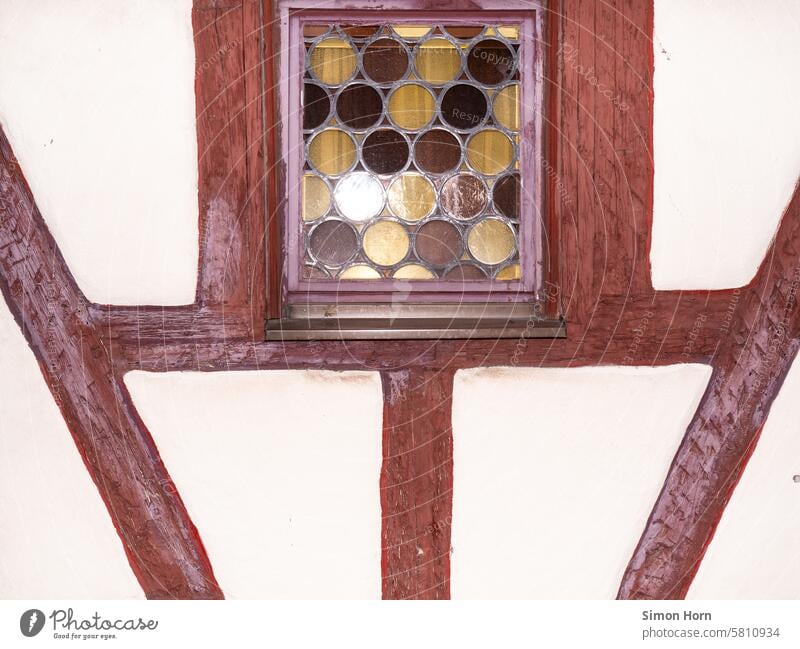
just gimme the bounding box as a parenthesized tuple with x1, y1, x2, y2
(558, 0, 654, 326)
(618, 181, 800, 599)
(193, 0, 266, 332)
(103, 290, 732, 372)
(381, 369, 454, 599)
(0, 127, 223, 599)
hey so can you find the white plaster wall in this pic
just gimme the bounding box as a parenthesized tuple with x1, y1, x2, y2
(688, 357, 800, 599)
(651, 0, 800, 289)
(124, 370, 383, 599)
(0, 299, 143, 599)
(450, 365, 712, 599)
(0, 0, 198, 305)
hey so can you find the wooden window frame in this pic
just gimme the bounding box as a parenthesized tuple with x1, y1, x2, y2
(265, 0, 564, 339)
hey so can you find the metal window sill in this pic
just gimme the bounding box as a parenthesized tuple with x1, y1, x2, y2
(265, 316, 566, 341)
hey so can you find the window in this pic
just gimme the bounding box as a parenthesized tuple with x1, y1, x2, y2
(267, 1, 562, 339)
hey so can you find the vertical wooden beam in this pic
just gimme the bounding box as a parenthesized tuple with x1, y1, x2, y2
(380, 369, 455, 599)
(592, 0, 620, 294)
(616, 0, 654, 294)
(560, 0, 600, 325)
(193, 0, 266, 330)
(559, 0, 654, 326)
(618, 183, 800, 599)
(0, 128, 223, 599)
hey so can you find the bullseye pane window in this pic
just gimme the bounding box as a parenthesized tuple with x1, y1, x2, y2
(299, 23, 527, 283)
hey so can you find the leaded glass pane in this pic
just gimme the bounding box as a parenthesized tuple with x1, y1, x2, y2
(301, 23, 523, 281)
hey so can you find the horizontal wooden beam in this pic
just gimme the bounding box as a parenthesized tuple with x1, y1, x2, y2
(89, 304, 257, 344)
(102, 291, 735, 372)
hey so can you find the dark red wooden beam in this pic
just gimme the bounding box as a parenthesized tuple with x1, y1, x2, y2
(0, 128, 223, 600)
(193, 0, 266, 331)
(101, 290, 732, 372)
(381, 369, 454, 599)
(618, 181, 800, 599)
(559, 0, 655, 324)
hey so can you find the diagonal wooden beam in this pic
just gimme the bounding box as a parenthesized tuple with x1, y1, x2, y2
(381, 369, 454, 599)
(618, 180, 800, 599)
(0, 127, 223, 599)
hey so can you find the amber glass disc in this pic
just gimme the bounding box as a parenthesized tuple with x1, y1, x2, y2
(339, 264, 382, 279)
(415, 38, 461, 84)
(467, 129, 514, 175)
(307, 129, 356, 175)
(388, 84, 435, 130)
(467, 218, 515, 264)
(302, 174, 331, 221)
(393, 264, 435, 279)
(497, 26, 520, 40)
(309, 38, 357, 85)
(495, 263, 521, 280)
(387, 173, 436, 222)
(392, 25, 432, 39)
(493, 83, 520, 131)
(363, 219, 410, 266)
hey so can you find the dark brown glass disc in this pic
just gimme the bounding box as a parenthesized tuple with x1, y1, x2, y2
(414, 129, 461, 174)
(441, 173, 487, 220)
(443, 263, 486, 280)
(336, 84, 383, 129)
(342, 25, 380, 39)
(441, 84, 487, 130)
(493, 172, 521, 219)
(363, 129, 409, 174)
(303, 83, 330, 130)
(415, 220, 464, 267)
(444, 25, 484, 39)
(309, 220, 358, 266)
(363, 38, 409, 83)
(303, 25, 329, 39)
(468, 39, 514, 85)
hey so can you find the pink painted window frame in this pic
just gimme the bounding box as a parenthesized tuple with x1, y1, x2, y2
(276, 0, 545, 305)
